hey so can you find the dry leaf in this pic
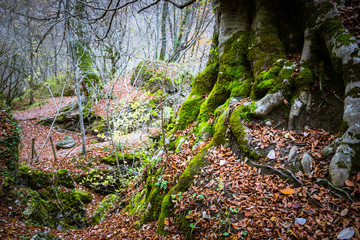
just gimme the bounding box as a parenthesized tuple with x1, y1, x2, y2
(280, 188, 295, 195)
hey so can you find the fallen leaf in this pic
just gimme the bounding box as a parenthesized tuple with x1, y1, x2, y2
(337, 227, 355, 239)
(280, 188, 295, 195)
(340, 208, 348, 216)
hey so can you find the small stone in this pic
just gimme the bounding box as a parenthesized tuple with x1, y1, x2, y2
(301, 152, 313, 174)
(267, 150, 276, 160)
(295, 218, 306, 225)
(202, 131, 212, 141)
(229, 97, 242, 106)
(56, 135, 76, 150)
(321, 145, 335, 158)
(265, 120, 272, 127)
(220, 160, 227, 166)
(288, 146, 299, 163)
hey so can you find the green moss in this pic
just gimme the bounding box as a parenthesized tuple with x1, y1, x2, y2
(57, 169, 75, 189)
(247, 30, 286, 77)
(294, 67, 313, 90)
(322, 17, 356, 46)
(91, 194, 118, 225)
(229, 105, 259, 159)
(17, 166, 51, 190)
(91, 119, 107, 134)
(345, 87, 360, 98)
(24, 187, 88, 229)
(100, 152, 141, 165)
(157, 143, 213, 235)
(176, 95, 203, 130)
(230, 75, 252, 98)
(340, 121, 349, 133)
(72, 190, 92, 204)
(336, 160, 349, 169)
(75, 43, 102, 90)
(197, 31, 250, 124)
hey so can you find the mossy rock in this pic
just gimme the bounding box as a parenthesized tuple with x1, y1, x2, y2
(72, 190, 92, 204)
(91, 194, 118, 225)
(17, 166, 51, 190)
(24, 188, 88, 230)
(30, 231, 63, 240)
(57, 169, 75, 189)
(100, 152, 141, 166)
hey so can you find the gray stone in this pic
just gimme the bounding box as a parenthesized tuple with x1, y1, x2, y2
(202, 131, 212, 141)
(288, 146, 299, 163)
(265, 120, 272, 127)
(321, 145, 335, 158)
(229, 97, 242, 106)
(267, 150, 276, 160)
(56, 135, 76, 150)
(301, 152, 313, 174)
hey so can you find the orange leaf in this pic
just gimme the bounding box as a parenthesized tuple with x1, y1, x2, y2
(280, 188, 295, 195)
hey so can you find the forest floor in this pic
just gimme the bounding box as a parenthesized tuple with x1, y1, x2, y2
(0, 75, 359, 239)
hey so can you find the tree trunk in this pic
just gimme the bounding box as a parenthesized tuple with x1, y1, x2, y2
(129, 0, 360, 236)
(159, 2, 168, 61)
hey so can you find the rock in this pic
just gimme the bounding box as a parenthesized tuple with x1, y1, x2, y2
(56, 135, 76, 150)
(265, 120, 272, 127)
(330, 144, 353, 187)
(202, 131, 212, 141)
(295, 218, 306, 226)
(288, 146, 298, 163)
(57, 169, 75, 189)
(30, 231, 62, 240)
(267, 150, 276, 160)
(301, 152, 313, 174)
(219, 160, 227, 166)
(229, 97, 242, 106)
(321, 145, 335, 158)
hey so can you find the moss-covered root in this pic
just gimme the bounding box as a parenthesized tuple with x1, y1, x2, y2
(91, 194, 118, 225)
(304, 0, 360, 186)
(156, 143, 213, 235)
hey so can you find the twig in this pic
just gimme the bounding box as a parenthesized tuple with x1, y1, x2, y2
(284, 169, 304, 185)
(50, 136, 58, 163)
(316, 179, 354, 203)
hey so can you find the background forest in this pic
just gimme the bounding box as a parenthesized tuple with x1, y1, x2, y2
(0, 0, 360, 239)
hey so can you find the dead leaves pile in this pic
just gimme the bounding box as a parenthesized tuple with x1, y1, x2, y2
(171, 146, 360, 239)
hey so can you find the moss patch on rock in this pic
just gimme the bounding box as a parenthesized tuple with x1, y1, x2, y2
(57, 169, 75, 189)
(72, 189, 92, 204)
(24, 187, 88, 230)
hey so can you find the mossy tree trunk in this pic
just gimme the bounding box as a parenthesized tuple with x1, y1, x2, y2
(73, 0, 102, 102)
(129, 0, 360, 236)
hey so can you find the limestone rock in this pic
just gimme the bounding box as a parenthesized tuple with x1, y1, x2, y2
(321, 145, 335, 158)
(202, 131, 212, 141)
(91, 194, 118, 225)
(267, 150, 276, 160)
(56, 135, 76, 150)
(288, 146, 298, 163)
(301, 152, 313, 174)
